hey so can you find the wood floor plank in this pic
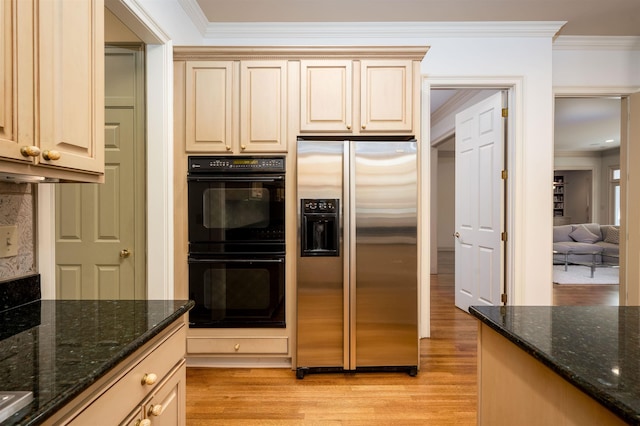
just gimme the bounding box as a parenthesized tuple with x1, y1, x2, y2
(186, 251, 612, 424)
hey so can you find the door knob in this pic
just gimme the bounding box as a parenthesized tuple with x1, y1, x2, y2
(454, 232, 460, 239)
(120, 249, 131, 258)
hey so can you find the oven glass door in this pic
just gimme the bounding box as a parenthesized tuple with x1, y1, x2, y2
(188, 175, 285, 244)
(188, 254, 285, 328)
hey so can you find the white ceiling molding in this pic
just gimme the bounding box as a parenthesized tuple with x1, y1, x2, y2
(553, 36, 640, 51)
(106, 0, 171, 44)
(178, 0, 209, 35)
(199, 21, 566, 42)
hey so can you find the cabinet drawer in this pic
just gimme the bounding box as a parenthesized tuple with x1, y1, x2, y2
(187, 337, 288, 355)
(67, 324, 186, 424)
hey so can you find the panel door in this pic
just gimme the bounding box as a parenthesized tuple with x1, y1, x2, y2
(454, 92, 505, 312)
(240, 60, 287, 152)
(185, 61, 236, 152)
(300, 60, 353, 132)
(55, 107, 136, 299)
(37, 0, 104, 173)
(55, 46, 144, 299)
(360, 60, 413, 133)
(0, 0, 34, 162)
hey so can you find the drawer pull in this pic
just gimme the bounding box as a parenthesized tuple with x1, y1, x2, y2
(136, 419, 151, 426)
(141, 373, 158, 386)
(20, 146, 40, 157)
(234, 343, 240, 351)
(149, 404, 163, 416)
(42, 150, 61, 161)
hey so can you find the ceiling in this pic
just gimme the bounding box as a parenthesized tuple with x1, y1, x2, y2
(194, 0, 640, 36)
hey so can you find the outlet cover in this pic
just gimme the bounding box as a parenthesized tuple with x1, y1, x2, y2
(0, 225, 18, 258)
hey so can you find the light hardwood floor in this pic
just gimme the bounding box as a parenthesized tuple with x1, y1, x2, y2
(185, 252, 614, 425)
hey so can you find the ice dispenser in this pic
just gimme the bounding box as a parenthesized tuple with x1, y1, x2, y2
(301, 199, 339, 256)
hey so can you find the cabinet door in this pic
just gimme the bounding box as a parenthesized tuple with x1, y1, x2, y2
(240, 61, 287, 152)
(360, 60, 412, 132)
(145, 361, 186, 426)
(300, 60, 352, 132)
(185, 61, 236, 152)
(37, 0, 104, 173)
(0, 0, 34, 162)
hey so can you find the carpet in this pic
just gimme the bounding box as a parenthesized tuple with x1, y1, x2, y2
(553, 264, 619, 285)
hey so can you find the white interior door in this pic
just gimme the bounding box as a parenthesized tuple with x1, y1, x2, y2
(454, 91, 505, 312)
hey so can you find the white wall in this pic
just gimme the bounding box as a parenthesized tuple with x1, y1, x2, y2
(437, 151, 455, 251)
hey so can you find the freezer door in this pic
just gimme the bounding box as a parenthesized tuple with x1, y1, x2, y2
(352, 141, 418, 368)
(296, 141, 347, 369)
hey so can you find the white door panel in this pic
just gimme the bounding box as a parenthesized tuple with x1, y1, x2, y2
(455, 91, 505, 312)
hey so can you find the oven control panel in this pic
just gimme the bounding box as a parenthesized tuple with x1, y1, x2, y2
(188, 156, 286, 173)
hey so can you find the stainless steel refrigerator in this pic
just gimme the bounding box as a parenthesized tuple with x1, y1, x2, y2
(295, 138, 418, 379)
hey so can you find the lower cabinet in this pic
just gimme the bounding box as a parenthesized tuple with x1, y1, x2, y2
(121, 361, 186, 426)
(48, 321, 187, 426)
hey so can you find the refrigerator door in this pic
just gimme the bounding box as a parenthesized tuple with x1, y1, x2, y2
(352, 141, 418, 368)
(296, 141, 347, 369)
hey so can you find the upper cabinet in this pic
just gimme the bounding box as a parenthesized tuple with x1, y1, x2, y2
(300, 59, 413, 134)
(0, 0, 104, 182)
(183, 59, 288, 153)
(174, 46, 428, 154)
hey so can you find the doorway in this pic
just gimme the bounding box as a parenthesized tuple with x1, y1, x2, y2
(54, 44, 146, 299)
(428, 87, 509, 315)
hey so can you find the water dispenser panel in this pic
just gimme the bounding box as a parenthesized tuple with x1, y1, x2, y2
(301, 199, 339, 257)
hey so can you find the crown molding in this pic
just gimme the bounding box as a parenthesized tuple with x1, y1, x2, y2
(198, 21, 565, 41)
(177, 0, 209, 35)
(553, 36, 640, 51)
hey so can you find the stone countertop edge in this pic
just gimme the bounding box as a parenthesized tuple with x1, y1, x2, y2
(24, 299, 195, 426)
(469, 306, 639, 425)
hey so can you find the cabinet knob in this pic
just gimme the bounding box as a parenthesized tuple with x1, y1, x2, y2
(361, 124, 366, 130)
(148, 404, 163, 416)
(141, 372, 157, 385)
(136, 419, 151, 426)
(234, 343, 240, 351)
(225, 145, 232, 151)
(20, 146, 41, 158)
(241, 145, 246, 150)
(120, 249, 131, 258)
(42, 150, 61, 161)
(346, 125, 351, 130)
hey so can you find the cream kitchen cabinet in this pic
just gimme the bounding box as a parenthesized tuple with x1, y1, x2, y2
(48, 321, 187, 426)
(300, 59, 414, 134)
(0, 0, 104, 183)
(184, 60, 288, 153)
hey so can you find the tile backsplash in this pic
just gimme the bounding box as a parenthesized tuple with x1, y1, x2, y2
(0, 183, 36, 280)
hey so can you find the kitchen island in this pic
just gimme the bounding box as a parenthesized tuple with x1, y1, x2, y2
(470, 306, 639, 425)
(0, 297, 194, 425)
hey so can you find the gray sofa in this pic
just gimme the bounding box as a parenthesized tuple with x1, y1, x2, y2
(553, 223, 620, 266)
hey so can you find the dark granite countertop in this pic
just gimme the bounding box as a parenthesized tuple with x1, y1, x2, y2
(470, 306, 640, 425)
(0, 299, 194, 426)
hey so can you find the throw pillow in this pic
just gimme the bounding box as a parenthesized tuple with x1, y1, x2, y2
(605, 226, 620, 244)
(569, 225, 599, 244)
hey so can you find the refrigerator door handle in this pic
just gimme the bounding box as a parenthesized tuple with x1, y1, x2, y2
(347, 141, 358, 371)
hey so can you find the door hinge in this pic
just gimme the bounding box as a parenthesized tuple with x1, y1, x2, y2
(502, 108, 508, 117)
(501, 293, 508, 304)
(501, 232, 507, 241)
(501, 170, 508, 180)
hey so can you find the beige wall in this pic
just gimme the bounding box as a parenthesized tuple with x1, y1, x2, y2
(0, 183, 36, 280)
(437, 150, 455, 250)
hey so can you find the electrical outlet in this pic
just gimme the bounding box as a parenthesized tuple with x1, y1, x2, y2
(0, 225, 18, 258)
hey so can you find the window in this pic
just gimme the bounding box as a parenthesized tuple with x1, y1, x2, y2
(611, 167, 620, 226)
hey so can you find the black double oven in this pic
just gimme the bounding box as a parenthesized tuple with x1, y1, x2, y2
(187, 156, 286, 328)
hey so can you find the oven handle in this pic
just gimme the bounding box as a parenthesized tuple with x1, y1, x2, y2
(187, 175, 284, 182)
(188, 257, 284, 264)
